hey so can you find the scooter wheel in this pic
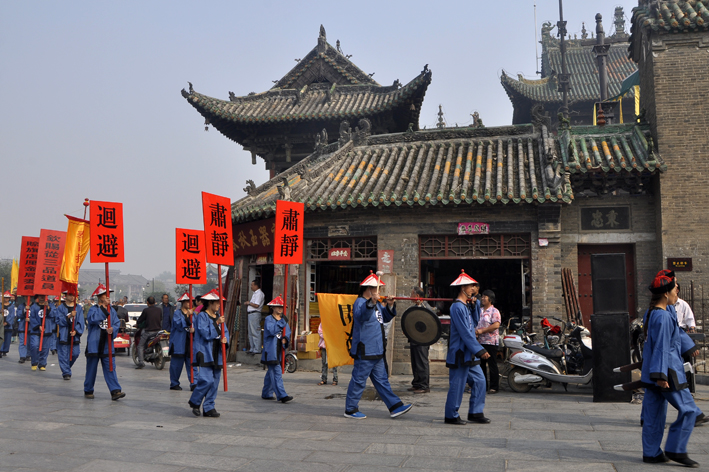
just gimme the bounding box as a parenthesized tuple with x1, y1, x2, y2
(507, 367, 533, 393)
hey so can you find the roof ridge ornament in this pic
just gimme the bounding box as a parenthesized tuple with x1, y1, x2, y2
(243, 180, 257, 195)
(317, 25, 327, 53)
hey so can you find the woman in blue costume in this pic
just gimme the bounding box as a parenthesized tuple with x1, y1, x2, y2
(344, 272, 412, 420)
(260, 296, 293, 403)
(444, 270, 490, 425)
(169, 292, 196, 391)
(188, 289, 228, 418)
(641, 270, 701, 467)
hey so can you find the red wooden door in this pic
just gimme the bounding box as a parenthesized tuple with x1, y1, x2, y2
(577, 244, 636, 327)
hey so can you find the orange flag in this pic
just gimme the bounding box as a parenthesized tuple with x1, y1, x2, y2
(60, 215, 91, 286)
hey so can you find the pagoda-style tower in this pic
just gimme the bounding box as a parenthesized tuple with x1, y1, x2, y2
(182, 26, 432, 176)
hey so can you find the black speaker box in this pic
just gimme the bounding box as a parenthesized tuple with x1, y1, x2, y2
(591, 313, 632, 402)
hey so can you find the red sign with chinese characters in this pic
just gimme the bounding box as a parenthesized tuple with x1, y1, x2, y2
(233, 218, 276, 257)
(457, 222, 490, 235)
(89, 200, 125, 263)
(273, 200, 304, 265)
(176, 229, 207, 284)
(328, 248, 351, 260)
(34, 229, 67, 296)
(17, 236, 40, 296)
(202, 192, 234, 266)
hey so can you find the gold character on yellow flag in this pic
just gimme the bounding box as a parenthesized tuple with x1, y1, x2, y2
(317, 293, 358, 369)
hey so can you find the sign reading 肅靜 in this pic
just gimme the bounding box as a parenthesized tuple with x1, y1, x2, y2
(176, 229, 207, 284)
(273, 200, 304, 265)
(90, 201, 125, 263)
(202, 192, 234, 266)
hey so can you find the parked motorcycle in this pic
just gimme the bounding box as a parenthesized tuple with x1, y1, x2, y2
(504, 321, 593, 393)
(131, 329, 169, 370)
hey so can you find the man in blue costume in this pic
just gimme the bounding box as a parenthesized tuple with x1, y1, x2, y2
(84, 284, 125, 401)
(169, 292, 196, 391)
(1, 291, 16, 357)
(28, 295, 54, 371)
(641, 270, 701, 467)
(55, 290, 84, 380)
(444, 270, 491, 425)
(188, 289, 228, 418)
(344, 271, 412, 420)
(260, 296, 292, 403)
(15, 296, 29, 363)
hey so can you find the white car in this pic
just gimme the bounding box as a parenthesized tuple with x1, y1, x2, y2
(124, 304, 148, 332)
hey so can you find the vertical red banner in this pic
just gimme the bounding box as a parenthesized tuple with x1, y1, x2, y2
(201, 192, 234, 266)
(34, 229, 67, 296)
(17, 237, 40, 296)
(176, 229, 207, 284)
(273, 200, 304, 264)
(89, 200, 125, 263)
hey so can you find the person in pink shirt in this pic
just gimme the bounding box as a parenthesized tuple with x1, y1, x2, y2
(475, 290, 501, 394)
(318, 323, 338, 385)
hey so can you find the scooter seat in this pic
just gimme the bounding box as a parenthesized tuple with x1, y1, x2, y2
(525, 344, 564, 359)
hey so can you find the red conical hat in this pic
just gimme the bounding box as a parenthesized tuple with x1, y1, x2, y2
(267, 295, 285, 307)
(360, 271, 385, 287)
(177, 292, 193, 302)
(200, 289, 225, 301)
(450, 270, 478, 286)
(2, 291, 11, 298)
(90, 284, 114, 298)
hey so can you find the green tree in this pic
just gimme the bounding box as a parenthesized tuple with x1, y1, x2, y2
(0, 260, 12, 292)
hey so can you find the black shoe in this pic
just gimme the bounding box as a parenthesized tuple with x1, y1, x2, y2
(18, 358, 25, 364)
(84, 392, 94, 399)
(51, 350, 57, 355)
(665, 452, 699, 468)
(643, 452, 669, 464)
(135, 364, 144, 369)
(280, 396, 293, 403)
(203, 409, 220, 418)
(261, 396, 275, 400)
(695, 413, 709, 427)
(468, 413, 491, 424)
(63, 375, 71, 380)
(190, 384, 196, 392)
(111, 390, 126, 401)
(444, 416, 467, 425)
(170, 386, 183, 391)
(0, 353, 3, 358)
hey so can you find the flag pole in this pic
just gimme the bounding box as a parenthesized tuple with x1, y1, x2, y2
(105, 262, 113, 372)
(189, 284, 194, 385)
(38, 297, 48, 352)
(281, 264, 288, 374)
(70, 199, 89, 362)
(23, 297, 29, 347)
(218, 264, 228, 392)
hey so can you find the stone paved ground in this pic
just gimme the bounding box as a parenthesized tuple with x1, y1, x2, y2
(1, 351, 709, 471)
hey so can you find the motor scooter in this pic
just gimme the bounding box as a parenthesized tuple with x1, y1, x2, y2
(504, 322, 593, 393)
(132, 329, 170, 370)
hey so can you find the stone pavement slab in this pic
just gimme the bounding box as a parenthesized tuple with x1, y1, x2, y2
(2, 351, 709, 471)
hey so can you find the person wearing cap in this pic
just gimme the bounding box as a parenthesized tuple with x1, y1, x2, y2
(260, 296, 293, 403)
(55, 290, 85, 380)
(84, 284, 125, 401)
(169, 292, 196, 391)
(640, 270, 701, 467)
(48, 297, 60, 356)
(15, 297, 29, 363)
(188, 289, 229, 417)
(444, 270, 491, 425)
(28, 295, 55, 371)
(344, 272, 412, 420)
(1, 292, 16, 358)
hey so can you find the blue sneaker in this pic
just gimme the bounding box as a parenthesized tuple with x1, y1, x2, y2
(390, 403, 413, 418)
(344, 411, 366, 419)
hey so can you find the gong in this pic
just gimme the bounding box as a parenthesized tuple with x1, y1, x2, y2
(401, 306, 442, 346)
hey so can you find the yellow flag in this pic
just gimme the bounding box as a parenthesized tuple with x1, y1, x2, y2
(10, 258, 19, 293)
(317, 293, 358, 369)
(60, 215, 91, 285)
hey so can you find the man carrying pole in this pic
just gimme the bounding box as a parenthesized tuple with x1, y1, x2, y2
(28, 295, 54, 371)
(169, 291, 196, 391)
(55, 289, 84, 380)
(1, 289, 16, 358)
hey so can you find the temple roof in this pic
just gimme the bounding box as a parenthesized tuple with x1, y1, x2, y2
(629, 1, 709, 61)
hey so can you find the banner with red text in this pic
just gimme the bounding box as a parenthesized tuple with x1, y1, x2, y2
(202, 192, 234, 266)
(176, 229, 207, 284)
(89, 200, 125, 263)
(34, 229, 67, 296)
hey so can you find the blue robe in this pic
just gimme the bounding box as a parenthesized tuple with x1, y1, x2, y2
(1, 303, 17, 353)
(55, 303, 85, 377)
(28, 303, 54, 367)
(15, 303, 29, 358)
(189, 310, 229, 412)
(345, 297, 403, 414)
(445, 299, 487, 420)
(641, 307, 700, 458)
(83, 304, 122, 395)
(169, 308, 194, 388)
(260, 314, 291, 401)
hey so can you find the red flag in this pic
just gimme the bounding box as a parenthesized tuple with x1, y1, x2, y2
(176, 229, 207, 284)
(89, 201, 125, 263)
(33, 229, 67, 296)
(201, 192, 233, 266)
(17, 237, 40, 296)
(273, 200, 304, 265)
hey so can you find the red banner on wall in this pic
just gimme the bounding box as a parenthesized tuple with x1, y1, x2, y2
(17, 237, 40, 296)
(202, 192, 234, 266)
(89, 200, 125, 263)
(274, 200, 304, 265)
(176, 229, 207, 284)
(34, 229, 67, 296)
(233, 217, 276, 257)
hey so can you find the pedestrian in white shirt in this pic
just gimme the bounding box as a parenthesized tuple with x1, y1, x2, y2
(675, 283, 696, 333)
(245, 280, 265, 354)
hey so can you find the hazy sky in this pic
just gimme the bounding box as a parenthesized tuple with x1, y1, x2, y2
(0, 0, 636, 278)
